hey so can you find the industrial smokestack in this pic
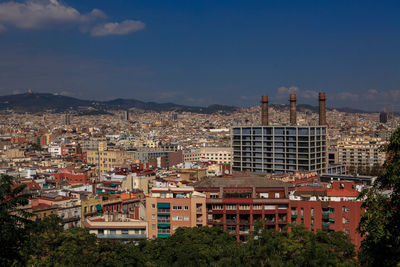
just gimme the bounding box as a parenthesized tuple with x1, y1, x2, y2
(319, 92, 327, 125)
(290, 94, 297, 126)
(261, 95, 269, 126)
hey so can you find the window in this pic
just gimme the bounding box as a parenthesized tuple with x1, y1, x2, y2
(152, 214, 155, 219)
(121, 229, 128, 235)
(152, 224, 155, 229)
(110, 229, 116, 235)
(342, 217, 350, 224)
(275, 192, 280, 198)
(98, 229, 104, 235)
(173, 205, 182, 210)
(152, 204, 155, 209)
(184, 206, 189, 210)
(184, 216, 189, 221)
(172, 216, 183, 221)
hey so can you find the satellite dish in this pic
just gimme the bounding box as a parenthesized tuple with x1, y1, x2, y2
(224, 170, 229, 175)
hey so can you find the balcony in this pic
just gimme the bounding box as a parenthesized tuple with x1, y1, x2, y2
(158, 229, 171, 234)
(157, 209, 170, 213)
(209, 219, 223, 224)
(97, 233, 146, 240)
(157, 219, 170, 223)
(62, 216, 80, 223)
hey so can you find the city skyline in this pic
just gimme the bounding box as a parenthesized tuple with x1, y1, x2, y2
(0, 0, 399, 111)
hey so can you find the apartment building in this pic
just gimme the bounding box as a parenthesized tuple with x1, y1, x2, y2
(87, 142, 133, 173)
(337, 137, 386, 168)
(183, 147, 232, 164)
(231, 93, 328, 174)
(194, 176, 294, 242)
(83, 214, 147, 242)
(232, 126, 327, 174)
(146, 186, 207, 239)
(290, 181, 363, 247)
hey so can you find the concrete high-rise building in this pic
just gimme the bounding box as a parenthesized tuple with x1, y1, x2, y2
(121, 110, 129, 121)
(62, 114, 71, 125)
(380, 111, 388, 124)
(232, 126, 327, 174)
(231, 94, 328, 174)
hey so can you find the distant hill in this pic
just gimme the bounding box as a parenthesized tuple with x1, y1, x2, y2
(270, 103, 372, 114)
(0, 91, 375, 115)
(0, 92, 239, 114)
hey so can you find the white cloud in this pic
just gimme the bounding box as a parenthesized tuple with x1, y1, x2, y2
(0, 1, 144, 37)
(0, 0, 105, 29)
(275, 86, 319, 100)
(389, 90, 400, 100)
(338, 92, 359, 100)
(90, 20, 145, 37)
(300, 90, 318, 99)
(0, 24, 6, 33)
(277, 86, 299, 97)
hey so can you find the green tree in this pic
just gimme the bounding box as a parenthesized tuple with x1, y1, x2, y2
(139, 226, 239, 267)
(358, 127, 400, 266)
(0, 174, 32, 266)
(22, 214, 64, 263)
(27, 227, 101, 266)
(243, 225, 356, 267)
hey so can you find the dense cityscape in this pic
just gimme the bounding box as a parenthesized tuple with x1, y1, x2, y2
(1, 0, 400, 266)
(1, 90, 399, 266)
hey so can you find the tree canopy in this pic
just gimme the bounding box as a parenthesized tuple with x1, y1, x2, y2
(358, 127, 400, 266)
(0, 174, 32, 266)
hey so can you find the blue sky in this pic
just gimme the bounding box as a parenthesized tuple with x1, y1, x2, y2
(0, 0, 399, 111)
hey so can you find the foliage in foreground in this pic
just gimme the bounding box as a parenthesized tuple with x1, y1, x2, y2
(1, 172, 358, 267)
(6, 216, 357, 267)
(358, 127, 400, 267)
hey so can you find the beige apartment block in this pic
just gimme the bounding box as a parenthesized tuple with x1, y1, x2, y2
(337, 137, 386, 168)
(87, 142, 134, 173)
(146, 186, 206, 239)
(183, 147, 232, 164)
(83, 214, 148, 242)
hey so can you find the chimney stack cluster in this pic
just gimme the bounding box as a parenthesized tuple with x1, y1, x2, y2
(260, 92, 327, 126)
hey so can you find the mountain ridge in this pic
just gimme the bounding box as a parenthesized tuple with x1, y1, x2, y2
(0, 92, 376, 115)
